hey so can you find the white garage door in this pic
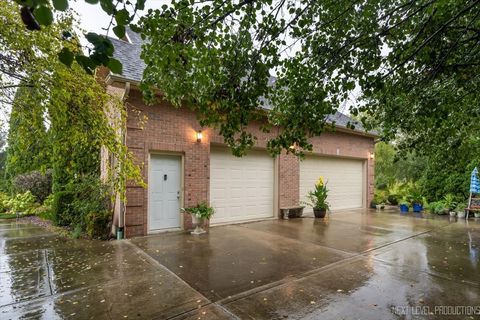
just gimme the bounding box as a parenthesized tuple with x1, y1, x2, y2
(300, 156, 364, 212)
(210, 148, 274, 225)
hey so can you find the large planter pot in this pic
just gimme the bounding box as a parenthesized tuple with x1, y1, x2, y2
(449, 211, 457, 217)
(399, 204, 409, 213)
(412, 203, 423, 212)
(457, 211, 466, 219)
(474, 212, 480, 218)
(313, 208, 327, 218)
(191, 215, 206, 235)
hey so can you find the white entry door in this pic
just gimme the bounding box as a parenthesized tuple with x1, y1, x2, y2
(149, 154, 181, 231)
(210, 148, 274, 225)
(300, 156, 364, 212)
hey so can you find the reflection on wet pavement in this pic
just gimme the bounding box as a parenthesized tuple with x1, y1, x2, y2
(1, 209, 479, 319)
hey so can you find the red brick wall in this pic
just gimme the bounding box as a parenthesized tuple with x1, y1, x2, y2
(122, 88, 375, 237)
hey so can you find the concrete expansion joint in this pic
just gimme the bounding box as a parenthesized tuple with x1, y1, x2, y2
(44, 249, 53, 296)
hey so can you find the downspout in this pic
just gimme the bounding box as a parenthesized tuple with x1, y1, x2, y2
(117, 81, 130, 240)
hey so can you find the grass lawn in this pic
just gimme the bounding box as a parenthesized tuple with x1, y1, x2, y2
(0, 213, 17, 219)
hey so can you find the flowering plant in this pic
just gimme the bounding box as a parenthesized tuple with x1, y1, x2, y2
(304, 177, 330, 210)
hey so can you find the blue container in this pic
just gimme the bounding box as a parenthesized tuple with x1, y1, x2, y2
(412, 203, 423, 212)
(399, 204, 409, 213)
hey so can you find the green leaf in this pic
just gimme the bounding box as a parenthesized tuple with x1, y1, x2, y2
(85, 0, 99, 4)
(107, 58, 122, 74)
(58, 47, 74, 67)
(115, 9, 130, 25)
(129, 23, 141, 33)
(75, 54, 96, 74)
(135, 0, 145, 11)
(85, 32, 103, 46)
(33, 5, 53, 26)
(113, 25, 125, 38)
(53, 0, 68, 11)
(99, 0, 115, 15)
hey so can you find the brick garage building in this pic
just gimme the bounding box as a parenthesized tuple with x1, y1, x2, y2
(101, 29, 376, 238)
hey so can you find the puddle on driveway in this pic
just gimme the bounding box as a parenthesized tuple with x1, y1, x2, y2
(0, 220, 213, 319)
(1, 212, 479, 319)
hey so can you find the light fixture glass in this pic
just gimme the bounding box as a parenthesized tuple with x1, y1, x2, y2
(196, 130, 202, 142)
(370, 152, 375, 159)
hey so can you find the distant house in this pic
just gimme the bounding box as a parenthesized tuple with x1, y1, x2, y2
(98, 28, 376, 238)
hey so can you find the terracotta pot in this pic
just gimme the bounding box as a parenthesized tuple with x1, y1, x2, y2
(313, 208, 327, 218)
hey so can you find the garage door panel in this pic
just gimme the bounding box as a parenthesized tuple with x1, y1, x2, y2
(210, 148, 274, 224)
(300, 156, 364, 212)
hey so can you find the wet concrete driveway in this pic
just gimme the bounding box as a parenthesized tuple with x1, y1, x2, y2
(1, 209, 479, 319)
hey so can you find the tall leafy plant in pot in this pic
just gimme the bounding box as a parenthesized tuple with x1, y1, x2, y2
(182, 202, 215, 235)
(304, 177, 330, 218)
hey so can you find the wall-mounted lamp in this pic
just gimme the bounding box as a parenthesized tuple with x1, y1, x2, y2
(196, 130, 203, 143)
(370, 152, 375, 160)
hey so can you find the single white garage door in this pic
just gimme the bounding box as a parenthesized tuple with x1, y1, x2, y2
(210, 148, 274, 225)
(300, 156, 364, 212)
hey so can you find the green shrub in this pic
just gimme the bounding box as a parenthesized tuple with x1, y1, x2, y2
(71, 224, 83, 239)
(3, 191, 37, 215)
(0, 192, 10, 213)
(387, 194, 399, 205)
(52, 191, 76, 226)
(52, 175, 111, 238)
(431, 201, 447, 215)
(34, 194, 55, 221)
(443, 194, 457, 211)
(374, 189, 388, 204)
(13, 170, 52, 202)
(85, 211, 111, 239)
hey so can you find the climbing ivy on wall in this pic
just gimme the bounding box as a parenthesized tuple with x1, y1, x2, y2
(0, 0, 142, 198)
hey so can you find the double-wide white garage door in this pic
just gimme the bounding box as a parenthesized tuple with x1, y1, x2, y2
(210, 148, 274, 225)
(300, 156, 364, 212)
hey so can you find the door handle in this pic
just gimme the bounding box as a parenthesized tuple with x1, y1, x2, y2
(177, 191, 180, 200)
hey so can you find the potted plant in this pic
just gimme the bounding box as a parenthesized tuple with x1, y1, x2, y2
(443, 194, 456, 215)
(412, 199, 423, 212)
(399, 197, 409, 213)
(456, 203, 466, 218)
(304, 177, 330, 218)
(433, 201, 447, 215)
(181, 202, 215, 235)
(409, 189, 424, 212)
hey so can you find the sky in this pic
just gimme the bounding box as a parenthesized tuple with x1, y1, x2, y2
(70, 0, 167, 37)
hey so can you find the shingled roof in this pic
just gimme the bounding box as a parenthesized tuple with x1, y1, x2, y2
(107, 28, 374, 135)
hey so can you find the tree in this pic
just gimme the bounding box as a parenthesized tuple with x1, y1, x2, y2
(0, 125, 7, 191)
(137, 0, 480, 156)
(1, 0, 141, 196)
(5, 83, 49, 181)
(12, 0, 480, 157)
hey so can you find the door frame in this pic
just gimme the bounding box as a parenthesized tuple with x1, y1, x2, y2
(147, 151, 185, 233)
(209, 146, 278, 225)
(299, 153, 367, 210)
